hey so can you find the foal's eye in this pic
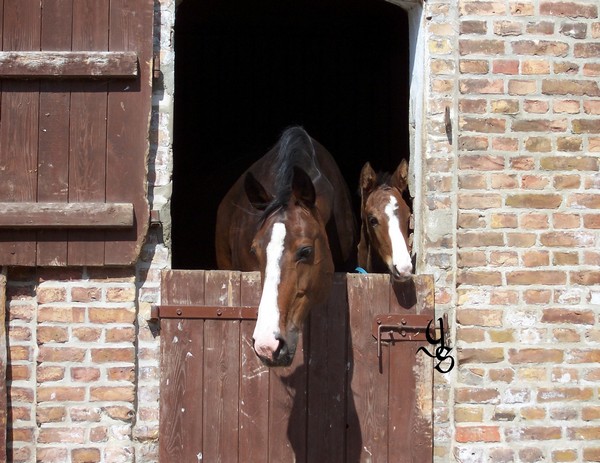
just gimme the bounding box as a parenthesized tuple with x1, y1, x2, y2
(296, 246, 313, 261)
(368, 216, 379, 227)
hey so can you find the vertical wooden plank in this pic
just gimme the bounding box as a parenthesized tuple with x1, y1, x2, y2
(105, 0, 152, 264)
(159, 270, 206, 462)
(0, 0, 40, 265)
(202, 270, 241, 463)
(387, 275, 434, 462)
(306, 273, 348, 462)
(36, 0, 72, 265)
(239, 272, 269, 462)
(68, 0, 109, 265)
(268, 329, 307, 462)
(0, 274, 7, 463)
(347, 273, 390, 462)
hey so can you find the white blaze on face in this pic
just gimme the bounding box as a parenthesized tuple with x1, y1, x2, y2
(384, 196, 412, 276)
(253, 222, 286, 360)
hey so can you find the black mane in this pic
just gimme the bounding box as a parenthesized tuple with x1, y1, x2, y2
(259, 126, 315, 224)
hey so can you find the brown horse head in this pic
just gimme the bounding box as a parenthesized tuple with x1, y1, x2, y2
(358, 159, 413, 280)
(245, 166, 334, 367)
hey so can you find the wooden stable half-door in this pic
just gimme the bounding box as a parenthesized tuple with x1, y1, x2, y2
(158, 270, 435, 462)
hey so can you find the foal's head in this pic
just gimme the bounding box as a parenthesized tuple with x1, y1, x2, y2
(245, 167, 333, 367)
(358, 159, 413, 280)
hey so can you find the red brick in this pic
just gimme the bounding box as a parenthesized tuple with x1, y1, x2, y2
(554, 213, 580, 228)
(525, 137, 551, 152)
(491, 174, 518, 189)
(460, 20, 487, 35)
(568, 349, 600, 363)
(526, 20, 554, 34)
(72, 448, 101, 463)
(571, 271, 600, 285)
(541, 231, 595, 247)
(460, 79, 504, 94)
(456, 387, 500, 404)
(512, 40, 569, 56)
(554, 174, 581, 189)
(36, 407, 66, 424)
(88, 307, 136, 323)
(38, 387, 86, 402)
(72, 327, 102, 342)
(37, 366, 65, 382)
(458, 232, 504, 247)
(522, 60, 550, 75)
(459, 154, 505, 170)
(456, 425, 501, 443)
(556, 137, 583, 152)
(493, 59, 519, 74)
(491, 99, 519, 114)
(38, 347, 86, 363)
(568, 426, 600, 440)
(494, 20, 522, 36)
(459, 39, 505, 55)
(523, 100, 550, 114)
(573, 119, 600, 134)
(507, 426, 562, 441)
(459, 99, 487, 114)
(521, 174, 549, 189)
(512, 118, 567, 132)
(71, 287, 101, 302)
(575, 43, 600, 58)
(457, 309, 503, 327)
(523, 250, 549, 267)
(37, 287, 67, 304)
(510, 156, 535, 170)
(540, 1, 597, 18)
(38, 427, 85, 444)
(553, 251, 579, 265)
(459, 59, 489, 74)
(491, 213, 518, 228)
(458, 193, 503, 209)
(460, 117, 506, 133)
(91, 347, 135, 363)
(521, 213, 549, 229)
(507, 270, 566, 285)
(506, 194, 562, 208)
(543, 79, 600, 96)
(37, 326, 68, 343)
(506, 233, 537, 247)
(542, 308, 595, 324)
(90, 386, 135, 402)
(71, 367, 101, 382)
(458, 348, 505, 364)
(509, 348, 564, 363)
(38, 307, 85, 323)
(461, 1, 507, 15)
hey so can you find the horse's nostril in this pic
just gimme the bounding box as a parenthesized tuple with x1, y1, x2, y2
(274, 336, 287, 360)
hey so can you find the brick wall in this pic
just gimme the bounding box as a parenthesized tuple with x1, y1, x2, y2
(422, 0, 600, 461)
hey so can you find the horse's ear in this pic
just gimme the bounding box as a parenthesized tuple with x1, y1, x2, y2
(359, 162, 377, 197)
(292, 166, 316, 207)
(391, 159, 409, 192)
(244, 172, 272, 210)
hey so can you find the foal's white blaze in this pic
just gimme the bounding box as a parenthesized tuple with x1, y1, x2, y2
(253, 222, 286, 360)
(384, 196, 412, 276)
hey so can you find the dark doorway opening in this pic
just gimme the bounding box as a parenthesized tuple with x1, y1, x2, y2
(172, 0, 410, 269)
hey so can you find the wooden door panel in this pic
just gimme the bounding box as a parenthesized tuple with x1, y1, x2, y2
(159, 271, 434, 462)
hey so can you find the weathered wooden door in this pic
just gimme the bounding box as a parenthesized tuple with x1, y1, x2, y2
(158, 271, 434, 462)
(0, 0, 154, 266)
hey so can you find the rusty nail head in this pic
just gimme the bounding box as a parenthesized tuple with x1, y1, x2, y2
(401, 330, 406, 337)
(176, 309, 182, 316)
(401, 318, 407, 325)
(217, 309, 222, 316)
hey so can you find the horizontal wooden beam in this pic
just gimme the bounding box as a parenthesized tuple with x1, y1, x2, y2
(155, 305, 259, 320)
(0, 202, 134, 228)
(0, 51, 138, 79)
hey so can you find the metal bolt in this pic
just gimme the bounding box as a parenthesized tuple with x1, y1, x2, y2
(217, 309, 222, 316)
(401, 318, 407, 325)
(176, 309, 182, 316)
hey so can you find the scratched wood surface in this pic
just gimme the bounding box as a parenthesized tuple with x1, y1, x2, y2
(0, 0, 152, 266)
(160, 271, 434, 462)
(0, 275, 6, 463)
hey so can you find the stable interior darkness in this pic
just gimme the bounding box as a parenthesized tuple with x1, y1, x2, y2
(172, 0, 410, 269)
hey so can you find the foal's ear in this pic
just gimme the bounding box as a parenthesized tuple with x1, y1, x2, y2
(244, 172, 272, 210)
(359, 162, 377, 197)
(292, 166, 316, 207)
(391, 159, 409, 192)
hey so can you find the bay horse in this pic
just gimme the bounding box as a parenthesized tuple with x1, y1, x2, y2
(357, 159, 413, 280)
(215, 126, 356, 366)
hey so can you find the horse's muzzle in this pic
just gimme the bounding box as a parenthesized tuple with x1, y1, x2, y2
(253, 335, 296, 367)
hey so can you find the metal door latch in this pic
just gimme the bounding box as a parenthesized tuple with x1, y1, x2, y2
(372, 314, 433, 358)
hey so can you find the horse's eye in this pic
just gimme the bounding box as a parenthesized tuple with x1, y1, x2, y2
(296, 246, 313, 261)
(249, 246, 257, 256)
(368, 216, 379, 227)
